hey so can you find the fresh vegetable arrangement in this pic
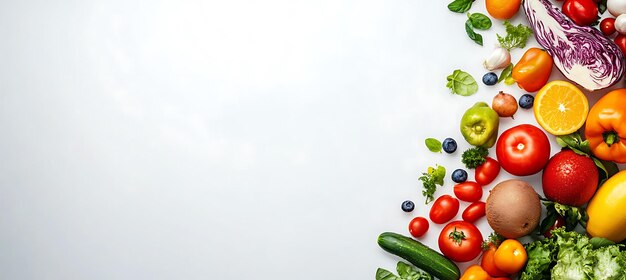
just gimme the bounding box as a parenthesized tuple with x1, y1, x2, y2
(376, 0, 626, 279)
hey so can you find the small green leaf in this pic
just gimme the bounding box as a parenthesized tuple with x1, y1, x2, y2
(447, 0, 475, 13)
(425, 138, 442, 153)
(590, 237, 615, 249)
(555, 136, 568, 148)
(465, 20, 483, 46)
(598, 0, 607, 14)
(446, 69, 478, 96)
(497, 64, 513, 84)
(433, 165, 446, 186)
(467, 13, 492, 30)
(504, 76, 515, 85)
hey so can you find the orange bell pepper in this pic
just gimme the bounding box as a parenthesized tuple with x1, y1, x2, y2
(585, 89, 626, 163)
(512, 48, 553, 92)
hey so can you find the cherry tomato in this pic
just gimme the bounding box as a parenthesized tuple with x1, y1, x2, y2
(429, 195, 460, 224)
(460, 265, 491, 280)
(475, 157, 501, 186)
(481, 246, 509, 277)
(496, 124, 550, 176)
(542, 216, 566, 238)
(601, 18, 617, 36)
(454, 181, 483, 202)
(494, 239, 528, 274)
(408, 217, 429, 238)
(562, 0, 599, 26)
(462, 201, 486, 223)
(615, 35, 626, 55)
(439, 221, 483, 262)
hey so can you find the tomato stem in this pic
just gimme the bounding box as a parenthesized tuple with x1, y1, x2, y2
(449, 227, 466, 245)
(603, 131, 620, 147)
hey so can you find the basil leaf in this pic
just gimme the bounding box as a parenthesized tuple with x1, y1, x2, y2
(465, 20, 483, 46)
(425, 138, 442, 153)
(468, 13, 492, 30)
(497, 64, 513, 84)
(447, 0, 475, 13)
(590, 237, 615, 249)
(446, 69, 478, 96)
(376, 268, 399, 280)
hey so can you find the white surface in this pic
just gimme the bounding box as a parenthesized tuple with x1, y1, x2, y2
(0, 1, 614, 279)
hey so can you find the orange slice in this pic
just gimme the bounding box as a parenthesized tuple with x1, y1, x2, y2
(533, 80, 589, 136)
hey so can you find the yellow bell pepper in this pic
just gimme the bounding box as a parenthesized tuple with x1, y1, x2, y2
(586, 170, 626, 242)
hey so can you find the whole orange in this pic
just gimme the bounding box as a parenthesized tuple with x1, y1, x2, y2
(486, 0, 521, 20)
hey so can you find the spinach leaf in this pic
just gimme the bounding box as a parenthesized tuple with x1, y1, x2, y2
(467, 13, 492, 30)
(425, 138, 442, 153)
(446, 69, 478, 96)
(465, 20, 483, 46)
(447, 0, 475, 13)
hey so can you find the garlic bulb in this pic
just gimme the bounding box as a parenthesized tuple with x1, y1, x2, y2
(483, 47, 511, 71)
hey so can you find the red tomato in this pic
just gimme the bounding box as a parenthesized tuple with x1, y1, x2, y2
(481, 246, 509, 277)
(429, 195, 460, 224)
(615, 35, 626, 55)
(562, 0, 599, 26)
(475, 157, 501, 186)
(601, 18, 616, 36)
(454, 181, 483, 202)
(462, 201, 486, 223)
(542, 216, 566, 238)
(408, 217, 429, 238)
(438, 221, 484, 262)
(496, 124, 550, 176)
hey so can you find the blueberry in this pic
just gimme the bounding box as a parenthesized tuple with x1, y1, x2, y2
(401, 200, 415, 212)
(442, 138, 457, 154)
(482, 72, 498, 86)
(519, 94, 534, 109)
(451, 169, 468, 183)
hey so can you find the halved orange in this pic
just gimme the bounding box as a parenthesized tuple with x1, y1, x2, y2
(533, 80, 589, 136)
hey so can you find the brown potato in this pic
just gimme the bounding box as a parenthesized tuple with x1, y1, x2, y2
(486, 179, 541, 238)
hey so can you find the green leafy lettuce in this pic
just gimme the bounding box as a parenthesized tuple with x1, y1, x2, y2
(521, 229, 626, 280)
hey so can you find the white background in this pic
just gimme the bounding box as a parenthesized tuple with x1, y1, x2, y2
(0, 0, 615, 279)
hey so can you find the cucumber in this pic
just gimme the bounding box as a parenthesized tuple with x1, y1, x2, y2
(377, 232, 460, 280)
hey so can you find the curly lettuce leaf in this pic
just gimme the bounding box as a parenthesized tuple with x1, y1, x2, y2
(591, 246, 626, 280)
(521, 239, 554, 280)
(551, 229, 594, 280)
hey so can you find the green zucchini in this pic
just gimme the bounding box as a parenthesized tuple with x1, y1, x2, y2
(377, 232, 460, 280)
